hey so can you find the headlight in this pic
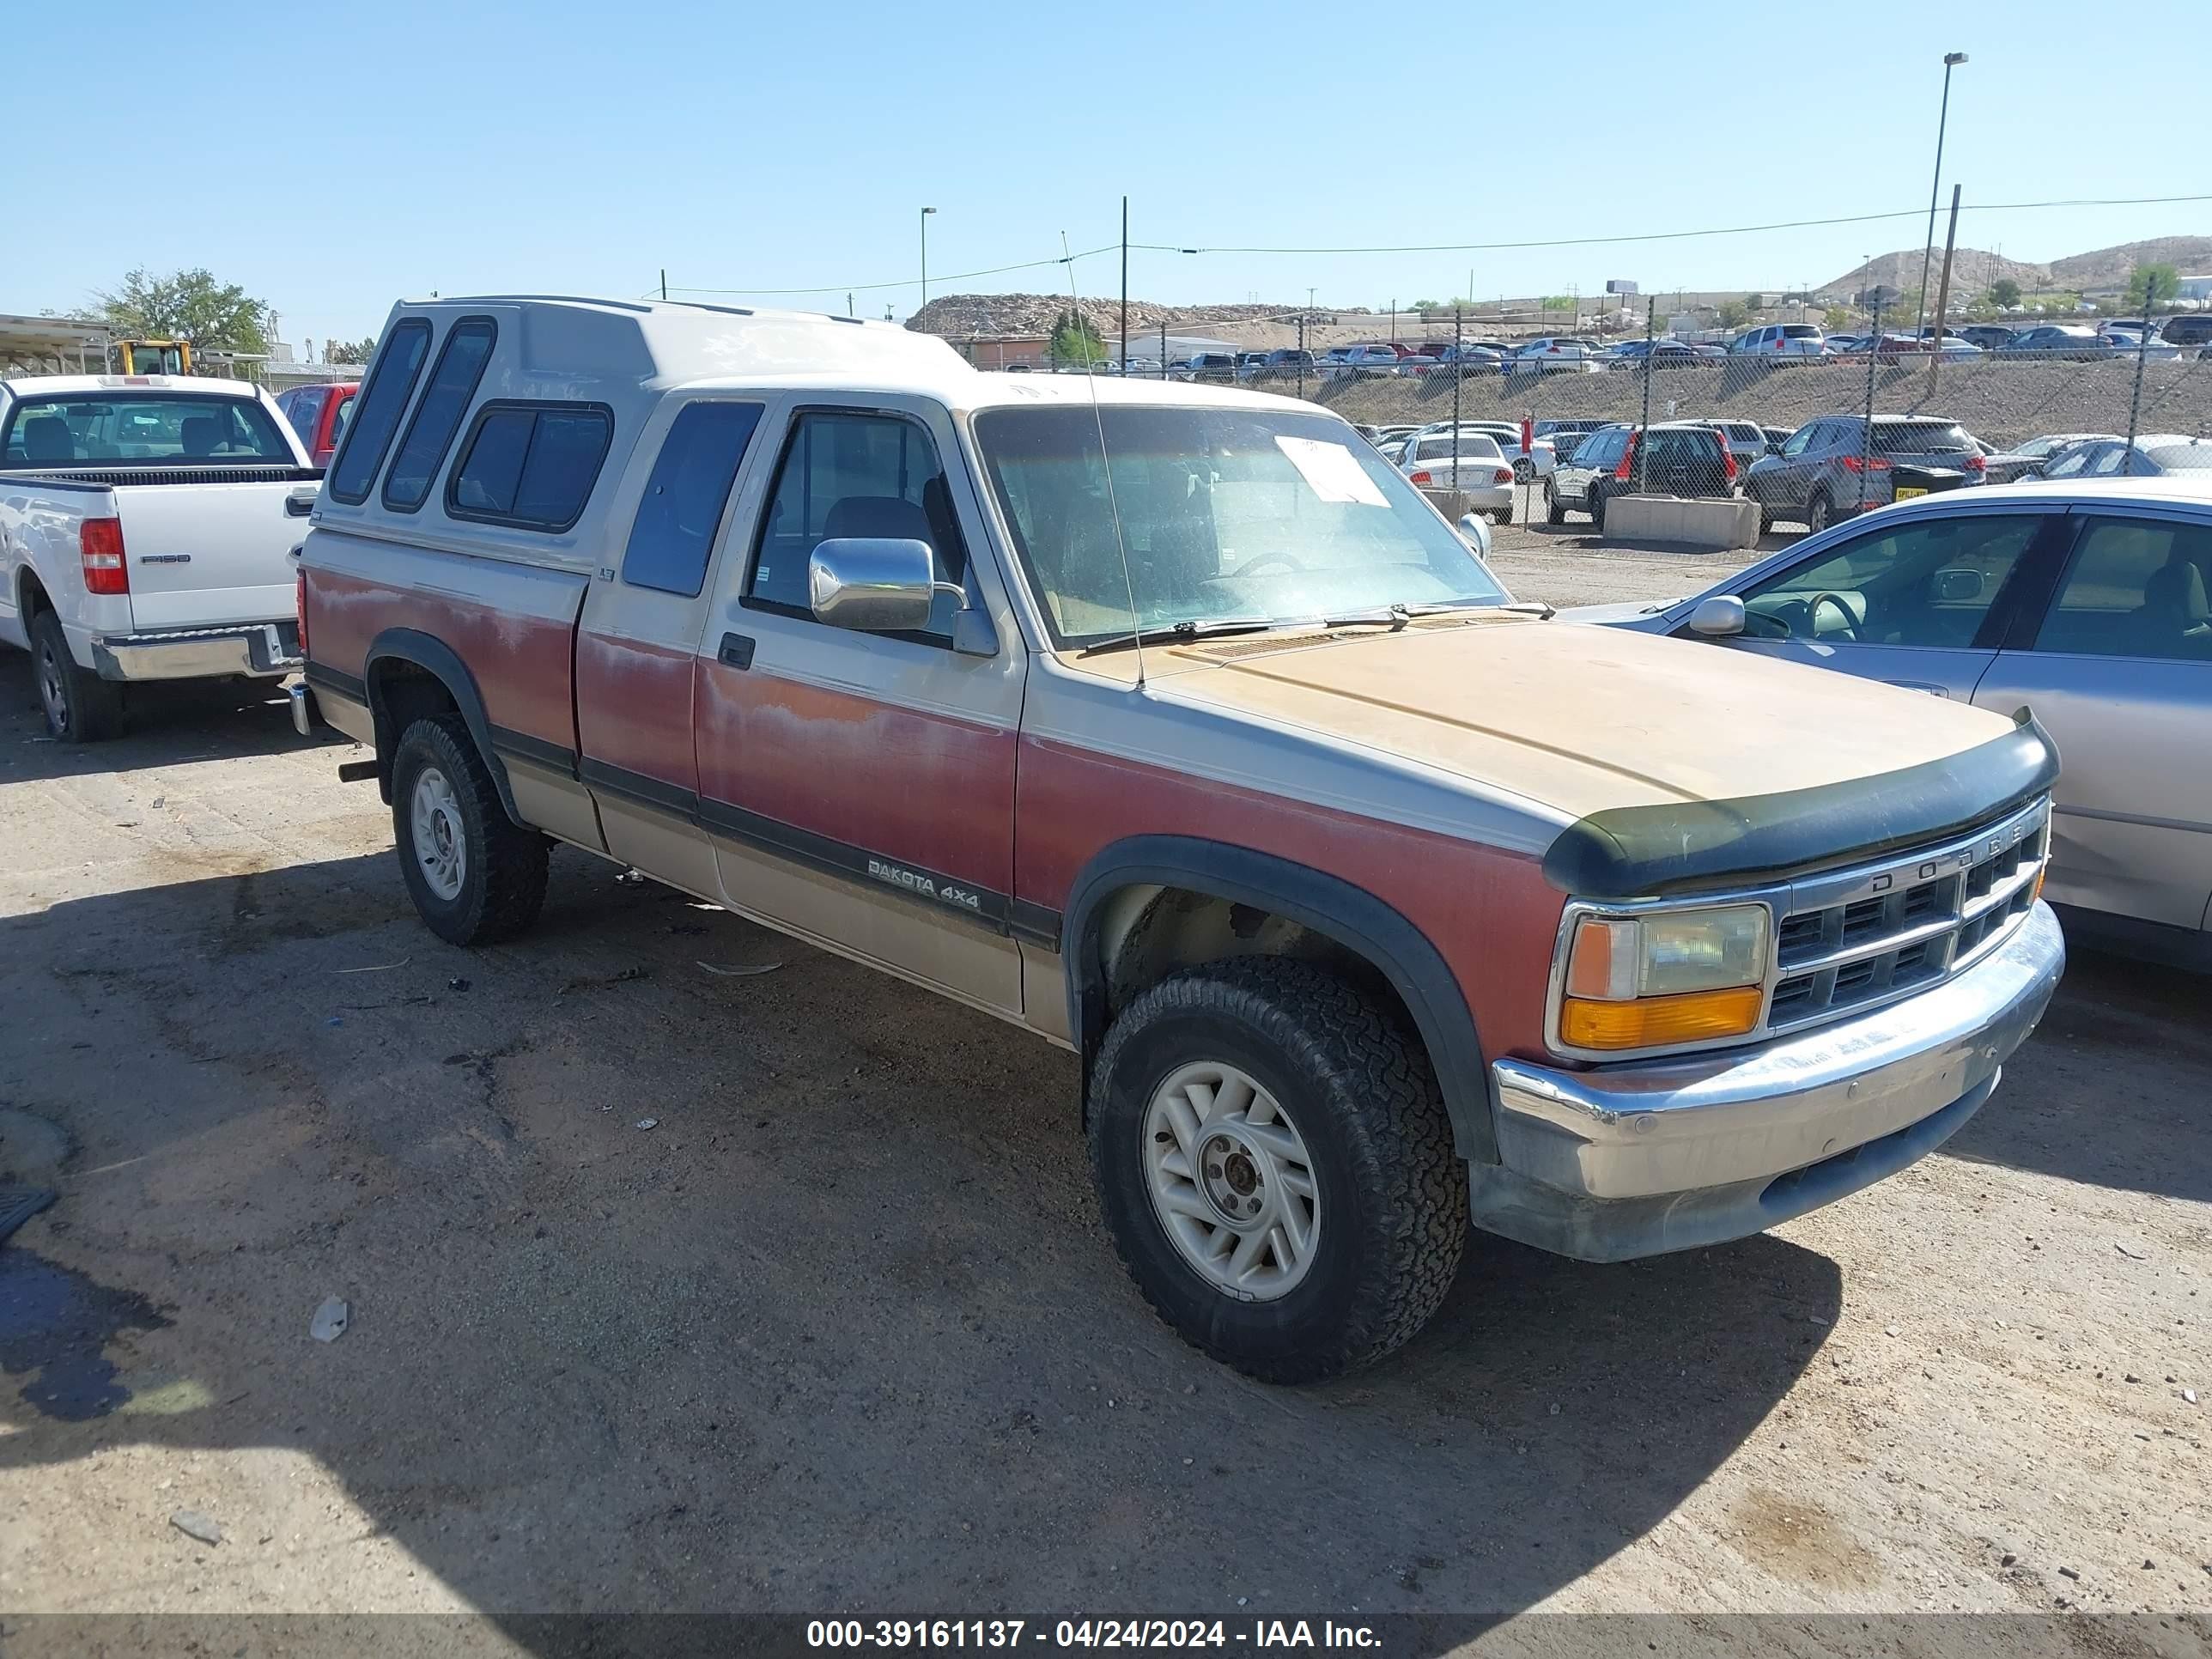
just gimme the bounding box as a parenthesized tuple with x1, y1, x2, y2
(1560, 903, 1771, 1051)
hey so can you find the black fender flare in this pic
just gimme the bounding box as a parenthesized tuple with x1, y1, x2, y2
(1059, 835, 1497, 1165)
(362, 628, 523, 825)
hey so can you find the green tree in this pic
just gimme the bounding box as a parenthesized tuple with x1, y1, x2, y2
(1985, 278, 2021, 310)
(1539, 295, 1575, 313)
(1716, 299, 1752, 331)
(1409, 299, 1444, 313)
(2123, 262, 2180, 313)
(98, 267, 271, 355)
(1823, 305, 1854, 331)
(325, 336, 377, 365)
(1047, 307, 1105, 366)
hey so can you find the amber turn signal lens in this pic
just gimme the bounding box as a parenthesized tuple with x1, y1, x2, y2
(1560, 986, 1764, 1050)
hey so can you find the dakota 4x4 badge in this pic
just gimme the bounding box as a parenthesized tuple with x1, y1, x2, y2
(866, 858, 981, 913)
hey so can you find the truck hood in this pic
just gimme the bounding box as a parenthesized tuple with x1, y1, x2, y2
(1129, 611, 2025, 826)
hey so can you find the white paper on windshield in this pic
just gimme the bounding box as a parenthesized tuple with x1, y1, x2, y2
(1274, 435, 1389, 507)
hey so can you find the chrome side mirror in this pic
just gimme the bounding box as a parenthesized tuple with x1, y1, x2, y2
(1455, 512, 1493, 561)
(1686, 595, 1747, 637)
(808, 538, 965, 635)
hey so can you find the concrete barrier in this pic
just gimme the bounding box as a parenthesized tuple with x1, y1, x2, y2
(1605, 494, 1761, 551)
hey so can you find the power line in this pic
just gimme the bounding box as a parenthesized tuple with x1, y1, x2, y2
(656, 245, 1118, 300)
(632, 190, 2209, 310)
(1131, 193, 2212, 258)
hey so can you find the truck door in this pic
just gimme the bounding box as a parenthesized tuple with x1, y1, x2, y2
(692, 396, 1028, 1015)
(574, 397, 771, 896)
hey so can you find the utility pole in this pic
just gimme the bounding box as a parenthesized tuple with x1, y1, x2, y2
(1915, 53, 1968, 340)
(1452, 306, 1463, 460)
(1928, 185, 1962, 394)
(659, 269, 667, 301)
(1638, 296, 1656, 494)
(1860, 296, 1885, 515)
(1120, 195, 1129, 378)
(920, 205, 939, 309)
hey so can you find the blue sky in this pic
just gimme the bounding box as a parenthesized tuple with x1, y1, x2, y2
(12, 0, 2206, 351)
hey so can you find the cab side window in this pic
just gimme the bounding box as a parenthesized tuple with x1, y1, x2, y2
(2033, 519, 2212, 664)
(745, 411, 969, 644)
(1780, 423, 1818, 458)
(1737, 514, 2043, 647)
(621, 402, 764, 598)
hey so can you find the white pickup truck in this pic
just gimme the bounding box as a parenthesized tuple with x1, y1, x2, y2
(0, 374, 319, 740)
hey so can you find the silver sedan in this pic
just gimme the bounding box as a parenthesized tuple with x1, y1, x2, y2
(1562, 478, 2212, 966)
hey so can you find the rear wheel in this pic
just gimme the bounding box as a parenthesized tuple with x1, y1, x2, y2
(1544, 484, 1566, 526)
(1589, 488, 1608, 532)
(1086, 957, 1467, 1383)
(390, 714, 549, 945)
(30, 610, 123, 743)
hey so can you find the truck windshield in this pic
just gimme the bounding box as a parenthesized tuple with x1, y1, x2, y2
(974, 405, 1507, 647)
(1, 394, 294, 469)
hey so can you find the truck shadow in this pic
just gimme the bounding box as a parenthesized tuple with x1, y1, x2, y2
(1942, 945, 2212, 1204)
(0, 651, 336, 787)
(0, 845, 1836, 1643)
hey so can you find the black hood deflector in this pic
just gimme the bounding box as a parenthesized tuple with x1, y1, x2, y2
(1541, 711, 2060, 899)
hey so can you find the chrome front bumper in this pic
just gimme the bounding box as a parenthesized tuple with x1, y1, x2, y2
(92, 623, 301, 684)
(1474, 901, 2065, 1262)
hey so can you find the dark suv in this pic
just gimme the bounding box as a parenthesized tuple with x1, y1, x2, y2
(2162, 315, 2212, 348)
(1546, 421, 1735, 531)
(1741, 416, 1986, 532)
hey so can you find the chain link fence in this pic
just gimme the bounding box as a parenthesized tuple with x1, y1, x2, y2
(1042, 303, 2212, 532)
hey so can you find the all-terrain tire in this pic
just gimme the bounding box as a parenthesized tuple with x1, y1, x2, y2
(30, 609, 124, 743)
(1085, 957, 1467, 1384)
(390, 714, 549, 946)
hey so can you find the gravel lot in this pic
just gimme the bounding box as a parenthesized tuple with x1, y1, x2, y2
(0, 605, 2206, 1653)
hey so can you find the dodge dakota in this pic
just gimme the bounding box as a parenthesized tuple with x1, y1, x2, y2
(295, 296, 2065, 1381)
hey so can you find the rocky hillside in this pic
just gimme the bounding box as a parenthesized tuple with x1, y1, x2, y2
(2049, 236, 2212, 289)
(1826, 235, 2212, 296)
(908, 293, 1342, 339)
(1826, 247, 2045, 296)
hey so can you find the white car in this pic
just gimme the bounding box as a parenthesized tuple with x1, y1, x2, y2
(0, 374, 318, 740)
(1729, 324, 1826, 359)
(1397, 432, 1516, 522)
(1502, 337, 1605, 376)
(1413, 420, 1555, 481)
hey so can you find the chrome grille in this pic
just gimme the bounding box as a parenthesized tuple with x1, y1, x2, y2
(1764, 796, 2050, 1034)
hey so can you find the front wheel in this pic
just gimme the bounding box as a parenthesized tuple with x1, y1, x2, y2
(390, 714, 550, 946)
(1806, 489, 1833, 533)
(1086, 958, 1467, 1384)
(1545, 486, 1566, 526)
(1589, 488, 1608, 532)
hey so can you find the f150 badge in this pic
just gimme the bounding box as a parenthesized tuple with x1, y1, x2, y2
(867, 858, 981, 912)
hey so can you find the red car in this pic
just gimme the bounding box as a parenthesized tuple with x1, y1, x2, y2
(274, 381, 359, 469)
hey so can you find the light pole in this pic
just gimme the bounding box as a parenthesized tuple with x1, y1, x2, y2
(920, 206, 939, 311)
(1915, 52, 1966, 340)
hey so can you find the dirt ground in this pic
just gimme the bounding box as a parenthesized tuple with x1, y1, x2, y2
(0, 590, 2207, 1655)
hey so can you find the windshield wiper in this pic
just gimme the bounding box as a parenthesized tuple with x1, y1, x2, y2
(1079, 617, 1279, 657)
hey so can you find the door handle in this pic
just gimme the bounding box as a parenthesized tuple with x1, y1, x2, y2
(285, 495, 313, 517)
(719, 633, 756, 670)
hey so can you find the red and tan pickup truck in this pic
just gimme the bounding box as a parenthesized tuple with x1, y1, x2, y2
(296, 296, 2064, 1382)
